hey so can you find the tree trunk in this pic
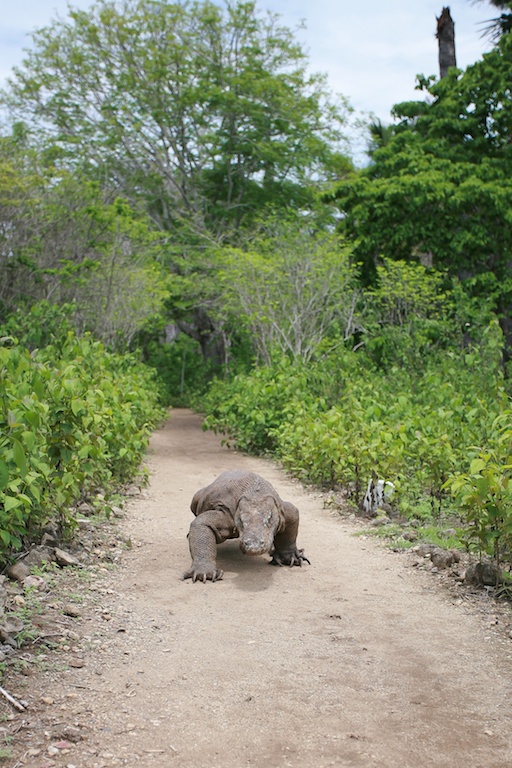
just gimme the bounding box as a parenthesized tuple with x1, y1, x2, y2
(437, 7, 457, 79)
(177, 308, 228, 368)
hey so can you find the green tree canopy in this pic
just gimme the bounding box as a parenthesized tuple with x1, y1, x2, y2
(3, 0, 350, 243)
(1, 0, 353, 364)
(331, 29, 512, 349)
(215, 218, 360, 364)
(0, 134, 167, 348)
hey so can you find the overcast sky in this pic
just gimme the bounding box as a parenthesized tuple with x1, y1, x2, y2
(1, 0, 494, 122)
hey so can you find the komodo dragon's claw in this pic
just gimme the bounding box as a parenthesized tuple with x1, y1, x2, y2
(270, 548, 310, 567)
(182, 566, 224, 583)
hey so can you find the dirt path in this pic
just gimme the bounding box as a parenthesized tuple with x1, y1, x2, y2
(10, 409, 512, 767)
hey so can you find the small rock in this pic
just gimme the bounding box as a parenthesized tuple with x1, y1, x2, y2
(63, 604, 82, 618)
(6, 562, 31, 582)
(41, 696, 55, 705)
(431, 548, 456, 570)
(11, 594, 24, 607)
(53, 740, 74, 750)
(21, 545, 54, 568)
(416, 543, 436, 558)
(0, 616, 24, 645)
(23, 575, 48, 591)
(68, 658, 85, 668)
(465, 561, 501, 587)
(414, 544, 460, 570)
(77, 502, 94, 516)
(41, 531, 59, 547)
(54, 549, 80, 567)
(59, 726, 82, 743)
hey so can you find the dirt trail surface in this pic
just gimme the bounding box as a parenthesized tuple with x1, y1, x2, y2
(7, 409, 512, 768)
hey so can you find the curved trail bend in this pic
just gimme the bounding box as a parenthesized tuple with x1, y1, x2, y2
(25, 410, 512, 767)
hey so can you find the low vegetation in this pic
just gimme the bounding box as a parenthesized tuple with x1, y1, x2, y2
(0, 310, 164, 558)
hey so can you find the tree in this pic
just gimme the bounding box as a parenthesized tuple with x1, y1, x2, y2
(215, 218, 360, 364)
(0, 134, 167, 348)
(331, 28, 512, 355)
(3, 0, 348, 239)
(471, 1, 512, 41)
(367, 118, 394, 155)
(2, 0, 350, 363)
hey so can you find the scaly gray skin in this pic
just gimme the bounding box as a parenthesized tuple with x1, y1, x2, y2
(182, 469, 310, 583)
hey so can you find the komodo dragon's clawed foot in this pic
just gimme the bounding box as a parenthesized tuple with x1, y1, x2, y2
(182, 565, 224, 583)
(270, 548, 310, 567)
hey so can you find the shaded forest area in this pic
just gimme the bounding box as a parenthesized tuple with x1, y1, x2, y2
(2, 0, 512, 577)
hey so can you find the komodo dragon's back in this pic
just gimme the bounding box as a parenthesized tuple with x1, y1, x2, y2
(191, 470, 280, 516)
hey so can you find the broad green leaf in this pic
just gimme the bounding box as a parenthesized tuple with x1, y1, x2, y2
(12, 439, 28, 478)
(71, 398, 84, 416)
(470, 458, 486, 475)
(3, 496, 23, 511)
(0, 462, 8, 491)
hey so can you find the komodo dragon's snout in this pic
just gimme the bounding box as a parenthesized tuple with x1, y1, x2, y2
(235, 494, 282, 556)
(182, 469, 310, 583)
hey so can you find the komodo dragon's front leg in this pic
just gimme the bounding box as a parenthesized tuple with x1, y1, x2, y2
(270, 501, 311, 567)
(182, 509, 236, 583)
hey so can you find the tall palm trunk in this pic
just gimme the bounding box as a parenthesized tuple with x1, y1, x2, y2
(437, 7, 457, 78)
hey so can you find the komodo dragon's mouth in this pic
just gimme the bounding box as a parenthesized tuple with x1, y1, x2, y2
(239, 534, 272, 556)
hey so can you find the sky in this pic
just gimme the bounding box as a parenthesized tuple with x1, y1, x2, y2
(0, 0, 495, 123)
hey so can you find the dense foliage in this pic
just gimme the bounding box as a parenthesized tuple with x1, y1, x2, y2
(331, 27, 512, 352)
(2, 0, 352, 364)
(202, 268, 512, 565)
(0, 135, 168, 349)
(0, 319, 164, 557)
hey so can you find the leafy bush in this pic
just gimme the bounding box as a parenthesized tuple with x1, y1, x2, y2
(445, 411, 512, 564)
(0, 333, 164, 556)
(201, 321, 508, 525)
(202, 357, 320, 454)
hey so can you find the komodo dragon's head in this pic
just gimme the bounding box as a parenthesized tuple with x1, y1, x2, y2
(234, 495, 284, 556)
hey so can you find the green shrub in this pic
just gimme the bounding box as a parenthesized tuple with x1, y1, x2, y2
(202, 357, 319, 454)
(445, 411, 512, 564)
(201, 322, 508, 525)
(0, 333, 164, 556)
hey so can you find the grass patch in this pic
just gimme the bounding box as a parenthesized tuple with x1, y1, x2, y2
(360, 519, 465, 552)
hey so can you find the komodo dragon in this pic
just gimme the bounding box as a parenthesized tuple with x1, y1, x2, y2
(182, 469, 310, 582)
